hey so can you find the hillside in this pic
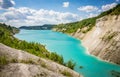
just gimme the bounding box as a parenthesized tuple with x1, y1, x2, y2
(54, 4, 120, 34)
(53, 4, 120, 65)
(0, 23, 82, 77)
(0, 43, 81, 77)
(19, 24, 55, 30)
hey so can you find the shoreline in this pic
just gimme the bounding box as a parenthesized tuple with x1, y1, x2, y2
(62, 32, 120, 66)
(17, 29, 120, 66)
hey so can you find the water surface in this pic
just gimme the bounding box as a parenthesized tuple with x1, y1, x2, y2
(15, 30, 120, 77)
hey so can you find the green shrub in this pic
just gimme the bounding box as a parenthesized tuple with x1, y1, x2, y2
(49, 52, 64, 64)
(102, 32, 118, 41)
(61, 70, 72, 77)
(0, 56, 8, 65)
(65, 60, 76, 70)
(20, 59, 37, 64)
(41, 62, 47, 68)
(11, 58, 18, 63)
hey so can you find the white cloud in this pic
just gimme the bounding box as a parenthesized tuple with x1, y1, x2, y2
(0, 7, 81, 27)
(102, 3, 117, 11)
(87, 13, 98, 18)
(116, 0, 119, 2)
(0, 0, 15, 9)
(0, 0, 3, 2)
(98, 9, 102, 12)
(78, 5, 98, 12)
(63, 2, 69, 8)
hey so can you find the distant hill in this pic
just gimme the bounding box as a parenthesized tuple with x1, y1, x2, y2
(19, 24, 55, 30)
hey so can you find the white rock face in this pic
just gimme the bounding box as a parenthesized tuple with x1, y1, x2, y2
(73, 15, 120, 64)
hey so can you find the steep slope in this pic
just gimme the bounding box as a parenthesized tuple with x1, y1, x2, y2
(54, 4, 120, 34)
(0, 43, 81, 77)
(0, 23, 82, 76)
(0, 23, 77, 69)
(53, 4, 120, 65)
(82, 15, 120, 64)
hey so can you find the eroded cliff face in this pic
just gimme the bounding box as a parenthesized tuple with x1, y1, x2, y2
(72, 15, 120, 65)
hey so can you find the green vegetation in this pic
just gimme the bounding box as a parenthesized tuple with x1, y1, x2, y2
(20, 59, 37, 64)
(11, 58, 19, 63)
(0, 23, 76, 69)
(54, 4, 120, 34)
(98, 4, 120, 18)
(0, 56, 8, 65)
(0, 56, 37, 65)
(19, 24, 55, 30)
(102, 31, 118, 41)
(49, 52, 64, 64)
(40, 61, 47, 68)
(0, 23, 50, 58)
(61, 70, 72, 77)
(65, 60, 76, 70)
(54, 17, 96, 33)
(34, 73, 47, 77)
(107, 32, 118, 40)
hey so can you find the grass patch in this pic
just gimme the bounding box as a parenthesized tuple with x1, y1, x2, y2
(41, 62, 47, 68)
(0, 56, 37, 66)
(0, 56, 8, 65)
(19, 59, 37, 64)
(11, 58, 18, 63)
(102, 31, 118, 41)
(61, 70, 72, 77)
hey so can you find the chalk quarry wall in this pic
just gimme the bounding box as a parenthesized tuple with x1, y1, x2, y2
(72, 15, 120, 64)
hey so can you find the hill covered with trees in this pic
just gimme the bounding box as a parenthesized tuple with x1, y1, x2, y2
(0, 23, 76, 69)
(19, 24, 55, 30)
(54, 4, 120, 33)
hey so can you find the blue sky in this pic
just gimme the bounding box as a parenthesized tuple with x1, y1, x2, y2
(0, 0, 120, 27)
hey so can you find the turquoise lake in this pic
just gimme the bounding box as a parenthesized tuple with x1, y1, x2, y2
(15, 30, 120, 77)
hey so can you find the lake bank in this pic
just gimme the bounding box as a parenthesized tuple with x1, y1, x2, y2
(15, 30, 120, 77)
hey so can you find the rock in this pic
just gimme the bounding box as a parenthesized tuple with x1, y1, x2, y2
(0, 43, 82, 77)
(72, 15, 120, 65)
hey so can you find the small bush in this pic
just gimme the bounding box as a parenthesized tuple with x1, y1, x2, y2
(11, 59, 18, 63)
(49, 52, 64, 64)
(61, 70, 72, 77)
(65, 60, 76, 70)
(20, 59, 37, 64)
(102, 32, 118, 41)
(27, 59, 36, 64)
(41, 62, 47, 68)
(0, 56, 8, 65)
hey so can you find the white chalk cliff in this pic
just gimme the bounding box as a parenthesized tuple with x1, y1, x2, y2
(72, 15, 120, 64)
